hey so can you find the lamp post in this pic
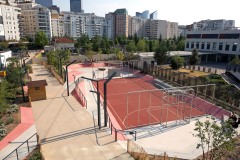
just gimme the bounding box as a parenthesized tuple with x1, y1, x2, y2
(60, 54, 68, 77)
(81, 76, 101, 128)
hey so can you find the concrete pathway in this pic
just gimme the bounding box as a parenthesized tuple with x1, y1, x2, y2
(30, 64, 132, 160)
(0, 107, 36, 160)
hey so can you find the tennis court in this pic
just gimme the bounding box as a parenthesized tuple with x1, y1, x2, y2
(94, 77, 204, 130)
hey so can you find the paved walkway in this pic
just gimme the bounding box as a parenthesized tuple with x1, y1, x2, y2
(30, 64, 132, 160)
(0, 107, 36, 159)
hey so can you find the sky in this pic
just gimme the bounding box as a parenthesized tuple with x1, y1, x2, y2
(53, 0, 240, 26)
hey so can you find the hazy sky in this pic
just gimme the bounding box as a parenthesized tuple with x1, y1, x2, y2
(53, 0, 240, 26)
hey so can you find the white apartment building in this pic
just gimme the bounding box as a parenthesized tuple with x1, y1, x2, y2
(178, 25, 187, 37)
(104, 19, 113, 39)
(105, 12, 115, 39)
(185, 29, 240, 62)
(0, 2, 21, 41)
(51, 10, 64, 37)
(62, 12, 92, 38)
(18, 2, 52, 40)
(128, 16, 147, 38)
(188, 19, 235, 31)
(63, 12, 110, 39)
(86, 16, 105, 38)
(148, 20, 178, 39)
(168, 22, 178, 38)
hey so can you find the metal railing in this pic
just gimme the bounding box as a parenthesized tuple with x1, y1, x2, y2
(108, 116, 137, 142)
(3, 133, 38, 160)
(75, 77, 88, 108)
(76, 88, 87, 108)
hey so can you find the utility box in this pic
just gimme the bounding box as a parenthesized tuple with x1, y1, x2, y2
(26, 80, 48, 101)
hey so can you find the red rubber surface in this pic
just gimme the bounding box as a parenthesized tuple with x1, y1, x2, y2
(94, 77, 204, 130)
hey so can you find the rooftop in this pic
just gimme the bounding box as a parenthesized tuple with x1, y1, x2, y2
(26, 80, 47, 87)
(54, 37, 75, 43)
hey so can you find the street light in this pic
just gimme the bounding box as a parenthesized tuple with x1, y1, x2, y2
(66, 60, 77, 96)
(81, 76, 101, 129)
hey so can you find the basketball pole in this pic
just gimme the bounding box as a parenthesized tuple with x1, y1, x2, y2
(104, 72, 116, 127)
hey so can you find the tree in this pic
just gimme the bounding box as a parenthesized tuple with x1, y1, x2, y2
(193, 117, 237, 160)
(137, 39, 146, 52)
(0, 41, 9, 50)
(6, 57, 22, 87)
(231, 56, 240, 65)
(86, 50, 95, 61)
(34, 31, 48, 48)
(176, 39, 185, 51)
(0, 80, 15, 113)
(170, 55, 184, 70)
(78, 34, 89, 47)
(149, 40, 159, 52)
(154, 42, 168, 65)
(126, 41, 136, 53)
(116, 50, 125, 61)
(189, 49, 200, 65)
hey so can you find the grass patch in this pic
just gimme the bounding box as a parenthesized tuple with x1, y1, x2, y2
(179, 68, 209, 77)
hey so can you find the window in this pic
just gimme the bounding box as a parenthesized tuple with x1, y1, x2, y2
(212, 42, 217, 50)
(35, 87, 40, 90)
(196, 42, 199, 49)
(201, 42, 205, 49)
(225, 43, 230, 51)
(207, 42, 211, 50)
(186, 42, 189, 48)
(232, 43, 237, 51)
(219, 43, 223, 50)
(191, 42, 194, 48)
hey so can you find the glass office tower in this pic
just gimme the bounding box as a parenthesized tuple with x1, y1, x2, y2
(70, 0, 83, 13)
(35, 0, 53, 8)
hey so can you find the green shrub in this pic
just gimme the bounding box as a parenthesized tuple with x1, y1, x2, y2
(7, 104, 18, 115)
(6, 117, 14, 125)
(29, 149, 43, 160)
(0, 124, 7, 138)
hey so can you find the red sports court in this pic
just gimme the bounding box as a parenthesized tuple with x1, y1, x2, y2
(94, 76, 206, 130)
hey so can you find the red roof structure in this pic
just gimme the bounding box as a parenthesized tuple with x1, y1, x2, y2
(54, 37, 75, 43)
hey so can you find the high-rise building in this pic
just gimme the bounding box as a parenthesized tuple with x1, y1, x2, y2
(51, 10, 64, 37)
(147, 20, 178, 39)
(105, 12, 115, 39)
(150, 11, 158, 20)
(129, 16, 147, 38)
(18, 2, 52, 40)
(70, 0, 83, 13)
(62, 12, 108, 39)
(49, 5, 60, 13)
(114, 8, 129, 37)
(136, 10, 149, 19)
(35, 0, 52, 8)
(0, 1, 21, 41)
